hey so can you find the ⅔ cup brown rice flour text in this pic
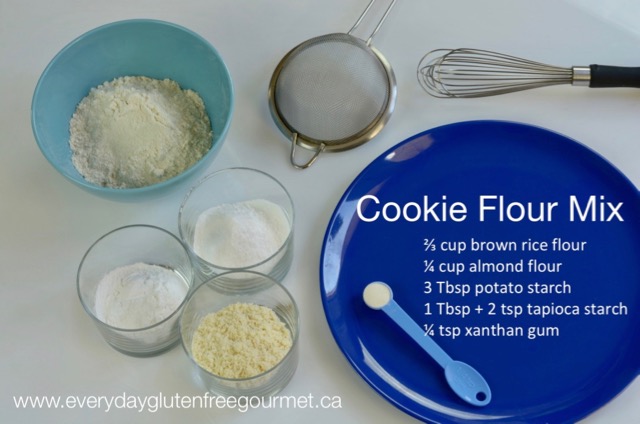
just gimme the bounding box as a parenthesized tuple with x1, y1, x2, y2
(69, 76, 212, 188)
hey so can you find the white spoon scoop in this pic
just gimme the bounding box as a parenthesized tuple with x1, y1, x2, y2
(363, 281, 491, 407)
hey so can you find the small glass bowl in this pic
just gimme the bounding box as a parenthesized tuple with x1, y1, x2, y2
(178, 167, 294, 288)
(180, 271, 299, 397)
(77, 225, 194, 357)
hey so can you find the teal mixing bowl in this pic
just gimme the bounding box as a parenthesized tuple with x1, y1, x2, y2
(31, 19, 234, 200)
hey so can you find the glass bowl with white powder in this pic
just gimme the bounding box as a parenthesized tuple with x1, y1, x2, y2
(178, 168, 294, 288)
(180, 271, 299, 397)
(77, 225, 194, 357)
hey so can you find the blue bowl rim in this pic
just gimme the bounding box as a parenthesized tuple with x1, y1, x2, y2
(31, 18, 235, 196)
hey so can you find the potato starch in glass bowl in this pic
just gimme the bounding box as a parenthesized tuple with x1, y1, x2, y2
(94, 262, 189, 329)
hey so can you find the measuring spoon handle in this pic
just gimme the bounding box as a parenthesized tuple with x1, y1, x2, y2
(382, 300, 453, 369)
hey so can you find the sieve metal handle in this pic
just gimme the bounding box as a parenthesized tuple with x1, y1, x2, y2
(290, 133, 326, 169)
(348, 0, 397, 46)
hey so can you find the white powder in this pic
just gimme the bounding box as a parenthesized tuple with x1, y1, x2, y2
(69, 76, 212, 188)
(193, 199, 291, 269)
(191, 302, 293, 379)
(94, 262, 188, 329)
(363, 281, 392, 310)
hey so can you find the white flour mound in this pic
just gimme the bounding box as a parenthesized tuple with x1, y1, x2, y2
(193, 199, 291, 269)
(69, 76, 212, 188)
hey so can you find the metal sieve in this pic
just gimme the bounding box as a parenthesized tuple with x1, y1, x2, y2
(268, 0, 397, 169)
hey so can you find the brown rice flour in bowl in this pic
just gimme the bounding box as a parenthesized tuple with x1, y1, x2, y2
(70, 76, 212, 188)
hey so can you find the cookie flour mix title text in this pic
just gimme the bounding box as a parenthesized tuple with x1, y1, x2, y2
(356, 195, 624, 223)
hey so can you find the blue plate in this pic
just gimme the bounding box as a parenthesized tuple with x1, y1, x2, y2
(320, 121, 640, 423)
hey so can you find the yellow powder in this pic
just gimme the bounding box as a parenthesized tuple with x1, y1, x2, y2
(191, 303, 293, 379)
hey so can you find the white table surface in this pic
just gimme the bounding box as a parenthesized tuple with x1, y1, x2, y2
(2, 0, 639, 423)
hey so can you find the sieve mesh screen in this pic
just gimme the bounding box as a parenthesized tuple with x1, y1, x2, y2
(273, 34, 390, 144)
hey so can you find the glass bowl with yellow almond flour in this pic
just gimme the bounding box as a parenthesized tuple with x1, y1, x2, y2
(179, 271, 299, 397)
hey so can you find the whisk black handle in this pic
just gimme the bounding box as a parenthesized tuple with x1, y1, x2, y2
(589, 65, 640, 88)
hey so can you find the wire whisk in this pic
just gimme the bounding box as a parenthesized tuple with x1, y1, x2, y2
(417, 48, 640, 98)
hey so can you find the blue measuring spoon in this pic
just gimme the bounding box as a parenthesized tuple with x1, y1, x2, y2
(363, 281, 492, 407)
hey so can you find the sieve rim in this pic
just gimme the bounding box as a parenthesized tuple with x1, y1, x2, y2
(267, 32, 397, 154)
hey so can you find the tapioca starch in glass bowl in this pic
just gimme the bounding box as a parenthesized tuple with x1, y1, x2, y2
(69, 76, 212, 188)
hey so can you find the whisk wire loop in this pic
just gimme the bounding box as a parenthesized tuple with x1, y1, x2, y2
(418, 48, 573, 98)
